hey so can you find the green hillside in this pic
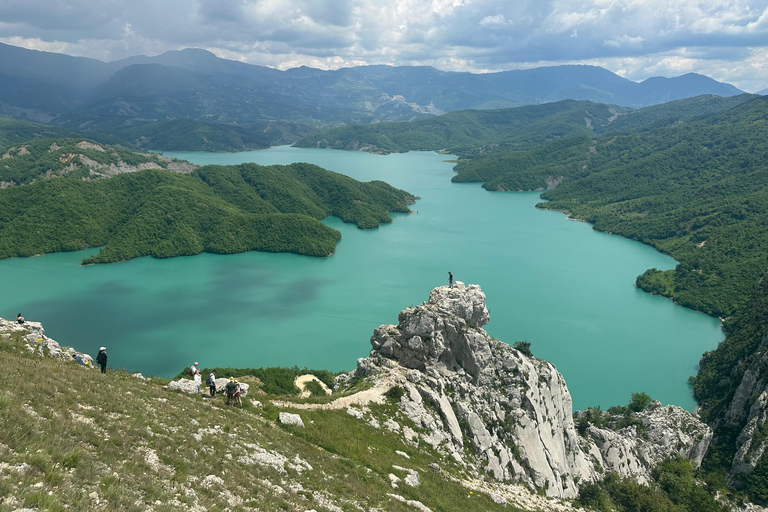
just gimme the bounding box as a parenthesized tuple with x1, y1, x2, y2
(455, 95, 768, 320)
(86, 118, 316, 152)
(0, 118, 124, 152)
(0, 141, 415, 264)
(294, 95, 756, 158)
(295, 100, 631, 154)
(0, 137, 174, 186)
(0, 327, 517, 512)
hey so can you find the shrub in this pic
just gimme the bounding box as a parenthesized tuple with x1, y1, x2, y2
(513, 340, 532, 357)
(384, 385, 406, 402)
(628, 391, 653, 412)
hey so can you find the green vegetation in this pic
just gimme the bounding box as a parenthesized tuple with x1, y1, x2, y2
(108, 119, 315, 152)
(450, 95, 768, 319)
(0, 324, 518, 512)
(576, 457, 728, 512)
(513, 340, 533, 357)
(574, 392, 653, 438)
(0, 143, 415, 264)
(628, 392, 652, 412)
(295, 95, 756, 158)
(296, 100, 631, 155)
(0, 118, 124, 152)
(0, 137, 171, 186)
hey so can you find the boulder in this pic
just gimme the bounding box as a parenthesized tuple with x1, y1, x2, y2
(278, 412, 305, 428)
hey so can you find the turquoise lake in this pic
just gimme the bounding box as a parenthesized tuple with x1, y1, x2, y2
(0, 147, 723, 410)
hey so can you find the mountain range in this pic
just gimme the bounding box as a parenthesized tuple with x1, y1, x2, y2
(0, 42, 744, 138)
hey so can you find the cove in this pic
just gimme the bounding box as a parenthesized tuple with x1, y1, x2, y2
(0, 147, 722, 411)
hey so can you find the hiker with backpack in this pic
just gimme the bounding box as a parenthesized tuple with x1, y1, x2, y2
(206, 370, 217, 398)
(226, 377, 237, 406)
(189, 362, 199, 378)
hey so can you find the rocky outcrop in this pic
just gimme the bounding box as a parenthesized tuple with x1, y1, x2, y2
(0, 318, 93, 367)
(723, 330, 768, 484)
(167, 377, 250, 397)
(340, 282, 712, 498)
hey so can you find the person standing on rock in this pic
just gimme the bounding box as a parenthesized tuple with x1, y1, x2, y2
(207, 370, 217, 398)
(448, 272, 453, 288)
(96, 347, 107, 374)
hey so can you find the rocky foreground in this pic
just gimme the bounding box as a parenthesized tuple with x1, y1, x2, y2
(335, 282, 712, 498)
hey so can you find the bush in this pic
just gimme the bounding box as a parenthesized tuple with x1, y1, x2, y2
(628, 392, 653, 412)
(513, 340, 532, 357)
(384, 385, 406, 402)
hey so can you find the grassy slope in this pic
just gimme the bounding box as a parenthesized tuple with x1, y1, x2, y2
(0, 328, 518, 512)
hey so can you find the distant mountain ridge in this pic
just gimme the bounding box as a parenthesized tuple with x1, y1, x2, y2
(0, 42, 744, 132)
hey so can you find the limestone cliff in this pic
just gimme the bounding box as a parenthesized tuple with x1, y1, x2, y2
(339, 282, 712, 498)
(723, 330, 768, 484)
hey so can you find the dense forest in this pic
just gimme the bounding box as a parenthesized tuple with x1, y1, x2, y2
(0, 140, 415, 264)
(294, 95, 757, 157)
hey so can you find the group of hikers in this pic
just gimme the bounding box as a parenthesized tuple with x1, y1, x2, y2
(188, 362, 243, 407)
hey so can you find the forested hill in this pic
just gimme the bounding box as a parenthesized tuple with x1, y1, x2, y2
(457, 95, 768, 318)
(294, 95, 757, 156)
(0, 141, 415, 264)
(295, 100, 630, 154)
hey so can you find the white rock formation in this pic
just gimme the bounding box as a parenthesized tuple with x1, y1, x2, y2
(168, 377, 249, 397)
(339, 282, 712, 498)
(723, 330, 768, 484)
(0, 318, 93, 367)
(279, 412, 305, 428)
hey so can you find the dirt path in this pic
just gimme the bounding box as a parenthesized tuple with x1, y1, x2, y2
(272, 372, 399, 410)
(294, 374, 332, 398)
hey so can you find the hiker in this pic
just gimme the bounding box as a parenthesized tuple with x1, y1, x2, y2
(448, 272, 453, 288)
(73, 353, 86, 366)
(207, 370, 217, 398)
(189, 362, 199, 377)
(234, 380, 243, 408)
(16, 313, 24, 324)
(193, 367, 202, 394)
(226, 377, 237, 405)
(96, 347, 107, 374)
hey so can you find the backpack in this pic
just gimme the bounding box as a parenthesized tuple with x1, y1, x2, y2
(189, 367, 195, 377)
(206, 374, 214, 386)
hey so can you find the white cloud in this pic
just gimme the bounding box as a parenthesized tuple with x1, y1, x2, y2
(0, 0, 766, 89)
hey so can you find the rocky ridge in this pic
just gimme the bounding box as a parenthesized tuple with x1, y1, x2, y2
(0, 317, 93, 366)
(723, 329, 768, 484)
(337, 282, 712, 498)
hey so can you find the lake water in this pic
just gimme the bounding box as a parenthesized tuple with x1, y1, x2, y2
(0, 147, 722, 410)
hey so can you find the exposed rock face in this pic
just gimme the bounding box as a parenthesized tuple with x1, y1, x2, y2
(0, 318, 93, 367)
(346, 282, 712, 498)
(723, 331, 768, 484)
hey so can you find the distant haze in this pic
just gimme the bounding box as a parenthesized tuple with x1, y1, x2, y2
(0, 0, 767, 93)
(0, 42, 748, 132)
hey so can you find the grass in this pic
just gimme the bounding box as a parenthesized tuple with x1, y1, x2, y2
(0, 327, 525, 512)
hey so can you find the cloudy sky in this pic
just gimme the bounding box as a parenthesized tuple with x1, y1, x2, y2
(0, 0, 767, 92)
